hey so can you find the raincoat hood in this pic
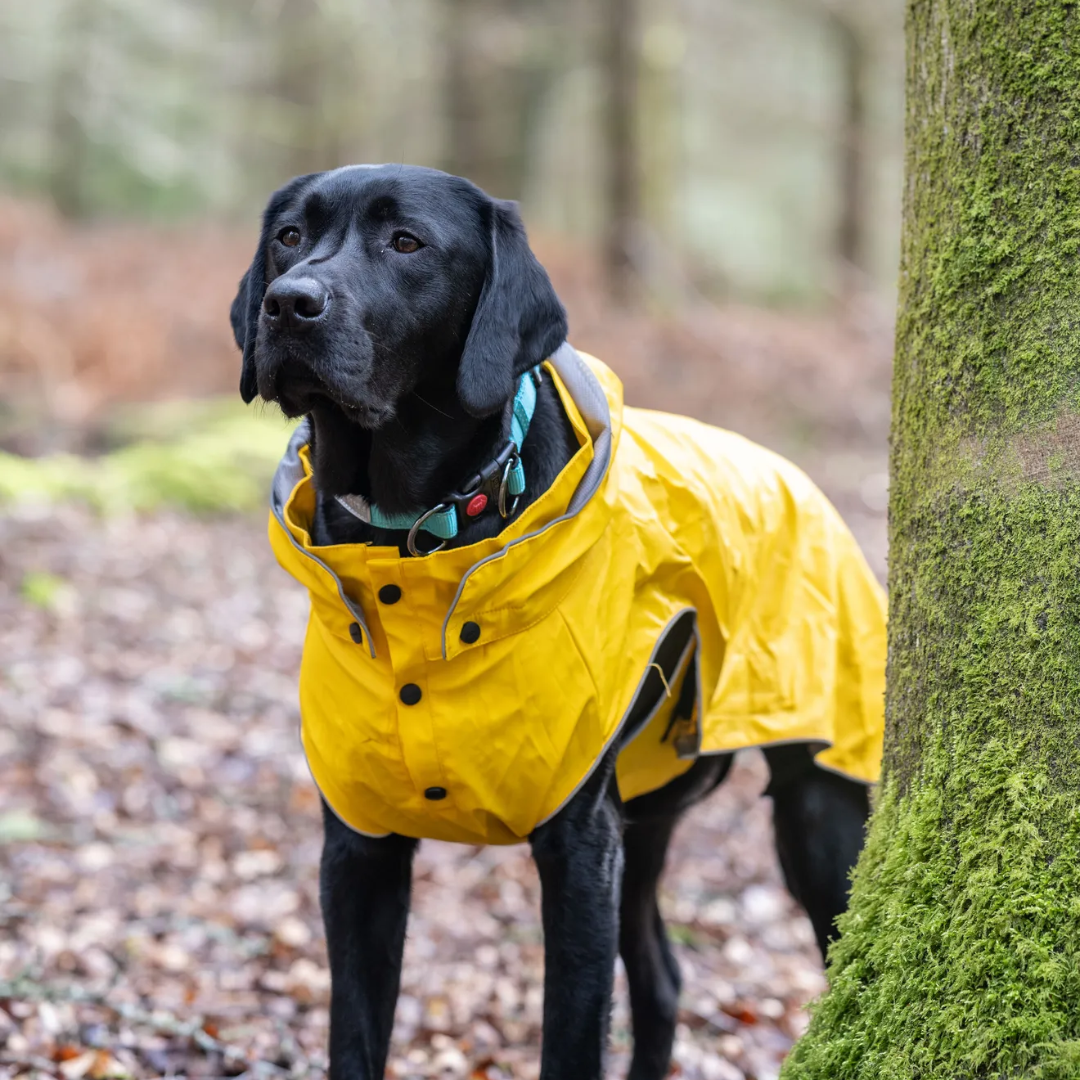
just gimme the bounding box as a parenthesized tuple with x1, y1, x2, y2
(269, 345, 886, 845)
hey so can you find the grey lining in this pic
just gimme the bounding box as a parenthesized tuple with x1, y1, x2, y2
(618, 625, 699, 750)
(268, 342, 613, 663)
(334, 491, 376, 525)
(270, 420, 377, 658)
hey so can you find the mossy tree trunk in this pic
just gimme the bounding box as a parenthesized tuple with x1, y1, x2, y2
(782, 3, 1080, 1077)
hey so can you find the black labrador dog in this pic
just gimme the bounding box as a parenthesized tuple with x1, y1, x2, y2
(229, 164, 869, 1080)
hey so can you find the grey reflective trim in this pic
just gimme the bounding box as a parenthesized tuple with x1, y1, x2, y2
(534, 608, 700, 829)
(270, 419, 376, 658)
(439, 343, 614, 658)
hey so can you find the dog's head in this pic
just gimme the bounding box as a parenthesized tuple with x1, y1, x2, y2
(230, 165, 568, 431)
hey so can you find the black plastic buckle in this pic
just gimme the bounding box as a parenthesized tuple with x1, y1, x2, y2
(446, 440, 518, 528)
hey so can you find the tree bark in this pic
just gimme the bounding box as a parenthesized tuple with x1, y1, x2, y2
(782, 3, 1080, 1076)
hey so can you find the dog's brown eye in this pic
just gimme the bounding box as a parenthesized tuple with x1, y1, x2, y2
(392, 233, 421, 254)
(279, 228, 301, 247)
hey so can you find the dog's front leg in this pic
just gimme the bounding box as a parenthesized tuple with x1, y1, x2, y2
(319, 801, 418, 1080)
(529, 748, 623, 1080)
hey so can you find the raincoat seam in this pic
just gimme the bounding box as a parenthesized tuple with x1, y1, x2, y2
(551, 604, 601, 701)
(277, 528, 376, 659)
(527, 606, 602, 825)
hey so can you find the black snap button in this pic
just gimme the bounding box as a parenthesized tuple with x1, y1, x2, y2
(378, 584, 402, 605)
(460, 621, 481, 645)
(348, 622, 364, 644)
(424, 786, 448, 801)
(399, 683, 422, 706)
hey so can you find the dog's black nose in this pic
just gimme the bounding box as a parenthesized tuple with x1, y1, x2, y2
(263, 277, 329, 326)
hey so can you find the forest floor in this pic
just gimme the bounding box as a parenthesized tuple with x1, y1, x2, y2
(1, 506, 826, 1080)
(0, 198, 894, 1080)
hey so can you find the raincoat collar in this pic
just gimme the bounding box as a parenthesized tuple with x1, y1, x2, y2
(269, 343, 623, 661)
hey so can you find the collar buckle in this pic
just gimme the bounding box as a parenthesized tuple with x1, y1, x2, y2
(449, 439, 518, 522)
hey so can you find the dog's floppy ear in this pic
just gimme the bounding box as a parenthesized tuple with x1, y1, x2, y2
(457, 199, 568, 418)
(230, 173, 318, 404)
(231, 261, 263, 404)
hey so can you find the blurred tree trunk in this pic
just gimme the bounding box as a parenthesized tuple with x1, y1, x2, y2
(443, 0, 486, 184)
(782, 2, 1080, 1076)
(505, 21, 562, 203)
(443, 0, 562, 200)
(272, 0, 353, 177)
(828, 8, 866, 293)
(638, 19, 686, 306)
(600, 0, 639, 303)
(48, 0, 96, 219)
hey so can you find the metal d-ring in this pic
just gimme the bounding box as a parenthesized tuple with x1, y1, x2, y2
(498, 450, 521, 519)
(406, 503, 450, 557)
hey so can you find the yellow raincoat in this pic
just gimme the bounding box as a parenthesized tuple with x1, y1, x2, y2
(269, 345, 886, 845)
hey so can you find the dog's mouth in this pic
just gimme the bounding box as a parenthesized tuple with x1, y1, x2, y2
(264, 366, 394, 430)
(337, 399, 394, 429)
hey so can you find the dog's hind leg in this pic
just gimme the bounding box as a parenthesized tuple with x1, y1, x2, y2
(319, 801, 418, 1080)
(530, 747, 623, 1080)
(619, 816, 681, 1080)
(762, 743, 870, 960)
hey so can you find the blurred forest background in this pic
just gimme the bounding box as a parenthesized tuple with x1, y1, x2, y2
(2, 0, 903, 289)
(1, 3, 902, 1078)
(0, 0, 901, 453)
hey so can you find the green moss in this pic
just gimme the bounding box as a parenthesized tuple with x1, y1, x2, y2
(890, 2, 1080, 466)
(783, 2, 1080, 1074)
(785, 768, 1080, 1078)
(784, 485, 1080, 1078)
(0, 400, 295, 514)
